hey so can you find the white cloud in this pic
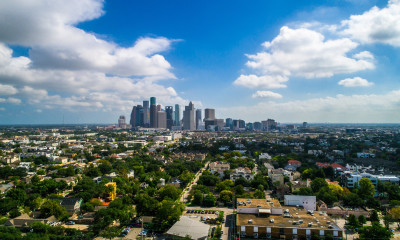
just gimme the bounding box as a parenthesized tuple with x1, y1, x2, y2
(0, 83, 18, 95)
(235, 26, 374, 89)
(6, 97, 21, 105)
(218, 90, 400, 123)
(234, 74, 288, 89)
(252, 91, 283, 99)
(0, 1, 193, 114)
(338, 77, 374, 87)
(341, 0, 400, 46)
(0, 107, 5, 111)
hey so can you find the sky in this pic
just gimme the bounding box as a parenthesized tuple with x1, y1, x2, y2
(0, 0, 399, 124)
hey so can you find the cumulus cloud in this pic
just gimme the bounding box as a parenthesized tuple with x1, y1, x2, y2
(235, 26, 374, 89)
(338, 77, 374, 87)
(218, 90, 400, 123)
(0, 0, 191, 115)
(0, 83, 18, 95)
(341, 0, 400, 46)
(252, 91, 283, 99)
(0, 97, 21, 104)
(234, 74, 287, 89)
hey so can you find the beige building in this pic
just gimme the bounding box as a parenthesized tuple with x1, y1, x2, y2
(236, 198, 343, 239)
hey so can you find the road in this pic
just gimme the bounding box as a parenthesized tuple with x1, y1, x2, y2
(180, 161, 210, 203)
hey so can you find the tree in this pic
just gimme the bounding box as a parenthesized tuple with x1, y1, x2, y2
(343, 193, 363, 207)
(347, 214, 359, 229)
(6, 188, 27, 206)
(80, 202, 95, 213)
(101, 227, 120, 240)
(310, 178, 328, 193)
(370, 210, 379, 222)
(192, 190, 203, 205)
(40, 199, 69, 221)
(234, 185, 244, 195)
(154, 200, 184, 231)
(358, 222, 393, 240)
(358, 215, 367, 225)
(203, 193, 216, 207)
(219, 190, 233, 204)
(158, 185, 180, 201)
(254, 189, 265, 199)
(389, 207, 400, 220)
(358, 178, 375, 199)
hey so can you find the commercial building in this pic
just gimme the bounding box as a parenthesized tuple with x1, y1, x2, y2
(341, 171, 399, 194)
(196, 109, 202, 130)
(204, 108, 215, 120)
(143, 100, 150, 127)
(150, 97, 157, 128)
(165, 106, 174, 129)
(183, 101, 195, 130)
(157, 111, 167, 129)
(174, 104, 180, 126)
(236, 198, 343, 239)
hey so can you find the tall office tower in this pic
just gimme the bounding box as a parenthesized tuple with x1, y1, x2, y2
(118, 115, 126, 128)
(165, 106, 174, 129)
(134, 105, 144, 127)
(156, 104, 161, 112)
(253, 122, 262, 130)
(142, 100, 150, 127)
(150, 97, 157, 128)
(239, 120, 245, 128)
(204, 108, 215, 120)
(157, 111, 167, 129)
(183, 101, 195, 130)
(174, 104, 180, 126)
(195, 109, 202, 130)
(130, 106, 136, 127)
(303, 122, 308, 128)
(225, 118, 233, 129)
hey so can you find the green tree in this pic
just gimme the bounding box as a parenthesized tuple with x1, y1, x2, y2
(310, 178, 328, 193)
(254, 189, 265, 199)
(358, 178, 375, 199)
(358, 215, 367, 225)
(203, 193, 216, 207)
(192, 190, 203, 205)
(347, 214, 359, 228)
(158, 185, 180, 201)
(101, 227, 120, 240)
(370, 210, 379, 222)
(358, 222, 393, 240)
(219, 190, 233, 204)
(6, 188, 27, 206)
(40, 199, 69, 221)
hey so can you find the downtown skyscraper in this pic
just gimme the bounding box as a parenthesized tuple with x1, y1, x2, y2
(174, 104, 180, 126)
(183, 101, 195, 130)
(150, 97, 157, 128)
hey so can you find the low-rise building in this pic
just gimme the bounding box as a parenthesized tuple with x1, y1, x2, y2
(236, 198, 343, 239)
(209, 162, 230, 177)
(230, 167, 254, 181)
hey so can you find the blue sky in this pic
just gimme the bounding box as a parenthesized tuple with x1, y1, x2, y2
(0, 0, 399, 124)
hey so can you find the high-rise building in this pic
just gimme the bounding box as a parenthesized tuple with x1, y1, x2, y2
(150, 97, 157, 128)
(118, 115, 126, 128)
(143, 100, 150, 127)
(183, 101, 195, 130)
(134, 105, 143, 127)
(253, 122, 262, 130)
(157, 111, 167, 129)
(130, 106, 136, 127)
(196, 109, 202, 130)
(262, 119, 277, 131)
(174, 104, 180, 126)
(166, 106, 174, 129)
(225, 118, 233, 129)
(157, 104, 161, 112)
(204, 108, 215, 120)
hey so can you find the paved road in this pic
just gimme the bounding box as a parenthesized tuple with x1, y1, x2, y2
(180, 161, 210, 203)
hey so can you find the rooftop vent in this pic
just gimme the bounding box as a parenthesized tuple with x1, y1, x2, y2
(308, 222, 313, 227)
(270, 218, 274, 223)
(248, 219, 253, 224)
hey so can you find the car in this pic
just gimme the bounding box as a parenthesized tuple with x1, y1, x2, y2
(205, 210, 208, 214)
(66, 221, 75, 225)
(201, 210, 205, 214)
(139, 230, 148, 236)
(222, 219, 225, 223)
(186, 210, 190, 213)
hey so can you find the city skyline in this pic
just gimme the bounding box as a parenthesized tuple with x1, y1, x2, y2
(0, 0, 400, 124)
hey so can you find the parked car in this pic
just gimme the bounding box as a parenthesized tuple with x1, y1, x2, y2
(66, 221, 75, 225)
(139, 230, 148, 236)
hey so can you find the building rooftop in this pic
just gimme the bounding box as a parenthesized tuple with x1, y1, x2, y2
(237, 198, 282, 209)
(237, 206, 341, 231)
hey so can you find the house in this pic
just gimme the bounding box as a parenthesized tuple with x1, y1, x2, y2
(4, 214, 57, 228)
(259, 153, 272, 161)
(209, 162, 230, 177)
(230, 167, 254, 181)
(59, 198, 83, 214)
(287, 160, 301, 168)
